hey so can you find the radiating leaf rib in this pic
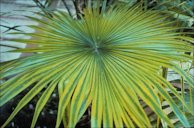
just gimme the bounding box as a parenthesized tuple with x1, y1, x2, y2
(30, 78, 58, 128)
(131, 67, 191, 126)
(1, 49, 89, 79)
(0, 55, 66, 78)
(103, 55, 151, 127)
(106, 54, 174, 126)
(58, 72, 69, 127)
(0, 71, 48, 106)
(102, 81, 113, 128)
(0, 59, 63, 104)
(91, 80, 100, 127)
(90, 59, 103, 128)
(109, 50, 191, 120)
(104, 74, 124, 127)
(56, 54, 90, 127)
(68, 58, 92, 127)
(0, 52, 85, 103)
(0, 51, 68, 74)
(1, 52, 85, 124)
(1, 70, 59, 128)
(68, 56, 94, 127)
(101, 71, 120, 127)
(130, 76, 173, 126)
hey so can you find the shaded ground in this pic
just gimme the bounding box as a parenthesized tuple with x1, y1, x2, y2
(0, 88, 90, 128)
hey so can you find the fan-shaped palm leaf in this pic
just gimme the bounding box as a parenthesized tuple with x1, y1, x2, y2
(0, 3, 193, 128)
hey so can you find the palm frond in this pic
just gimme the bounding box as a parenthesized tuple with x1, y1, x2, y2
(0, 3, 193, 128)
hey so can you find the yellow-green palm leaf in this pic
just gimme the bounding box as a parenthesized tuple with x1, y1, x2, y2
(0, 4, 193, 128)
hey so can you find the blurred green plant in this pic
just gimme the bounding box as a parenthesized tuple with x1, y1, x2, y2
(0, 0, 194, 128)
